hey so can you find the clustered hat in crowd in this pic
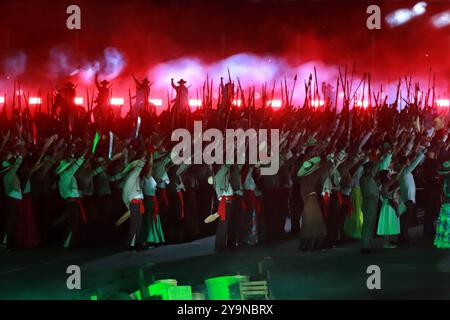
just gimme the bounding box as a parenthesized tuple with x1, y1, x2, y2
(438, 161, 450, 175)
(297, 156, 321, 177)
(0, 160, 11, 173)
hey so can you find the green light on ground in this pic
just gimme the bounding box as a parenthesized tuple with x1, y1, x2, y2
(133, 290, 142, 300)
(205, 275, 248, 300)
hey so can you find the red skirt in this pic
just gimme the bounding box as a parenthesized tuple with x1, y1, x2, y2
(15, 194, 40, 248)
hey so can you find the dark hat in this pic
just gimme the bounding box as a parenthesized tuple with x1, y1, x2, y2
(177, 79, 187, 84)
(65, 81, 75, 88)
(142, 78, 150, 84)
(100, 80, 109, 86)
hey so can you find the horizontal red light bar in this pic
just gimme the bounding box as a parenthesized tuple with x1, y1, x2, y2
(437, 99, 450, 107)
(267, 100, 282, 108)
(29, 97, 42, 105)
(149, 99, 163, 106)
(74, 97, 84, 105)
(110, 98, 124, 106)
(232, 99, 242, 107)
(189, 99, 202, 107)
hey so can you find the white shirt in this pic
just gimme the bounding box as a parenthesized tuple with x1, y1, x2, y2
(58, 157, 84, 199)
(122, 159, 145, 208)
(214, 165, 233, 199)
(142, 176, 157, 196)
(400, 153, 425, 203)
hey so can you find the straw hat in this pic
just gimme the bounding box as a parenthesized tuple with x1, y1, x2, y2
(297, 156, 321, 177)
(438, 160, 450, 175)
(0, 160, 11, 173)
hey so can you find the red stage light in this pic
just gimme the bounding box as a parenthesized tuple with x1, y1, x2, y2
(110, 98, 124, 106)
(311, 99, 325, 108)
(29, 97, 42, 105)
(356, 100, 369, 108)
(148, 98, 163, 106)
(189, 99, 202, 108)
(74, 97, 84, 105)
(267, 99, 282, 108)
(232, 99, 242, 107)
(436, 99, 450, 107)
(0, 97, 4, 104)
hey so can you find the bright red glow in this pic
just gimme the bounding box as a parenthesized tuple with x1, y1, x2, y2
(232, 99, 242, 107)
(148, 98, 163, 106)
(267, 99, 282, 108)
(110, 98, 124, 106)
(29, 97, 42, 105)
(74, 97, 84, 105)
(436, 99, 450, 107)
(189, 99, 202, 108)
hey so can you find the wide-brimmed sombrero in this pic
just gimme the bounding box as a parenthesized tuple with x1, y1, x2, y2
(297, 156, 321, 177)
(0, 160, 11, 173)
(306, 137, 317, 147)
(438, 160, 450, 175)
(177, 79, 187, 84)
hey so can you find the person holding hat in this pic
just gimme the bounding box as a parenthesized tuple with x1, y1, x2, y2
(153, 151, 171, 239)
(141, 151, 165, 247)
(121, 152, 147, 251)
(93, 73, 112, 129)
(434, 161, 450, 249)
(207, 164, 233, 252)
(132, 74, 153, 118)
(171, 78, 189, 126)
(398, 144, 426, 244)
(297, 156, 328, 251)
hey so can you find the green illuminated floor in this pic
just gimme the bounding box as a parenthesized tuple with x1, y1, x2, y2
(1, 228, 449, 300)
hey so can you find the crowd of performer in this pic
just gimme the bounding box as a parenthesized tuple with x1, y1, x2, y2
(1, 72, 450, 254)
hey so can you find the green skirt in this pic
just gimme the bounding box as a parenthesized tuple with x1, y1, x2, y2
(344, 187, 364, 239)
(434, 202, 450, 249)
(143, 196, 165, 244)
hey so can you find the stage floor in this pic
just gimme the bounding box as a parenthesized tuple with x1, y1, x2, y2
(1, 228, 450, 300)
